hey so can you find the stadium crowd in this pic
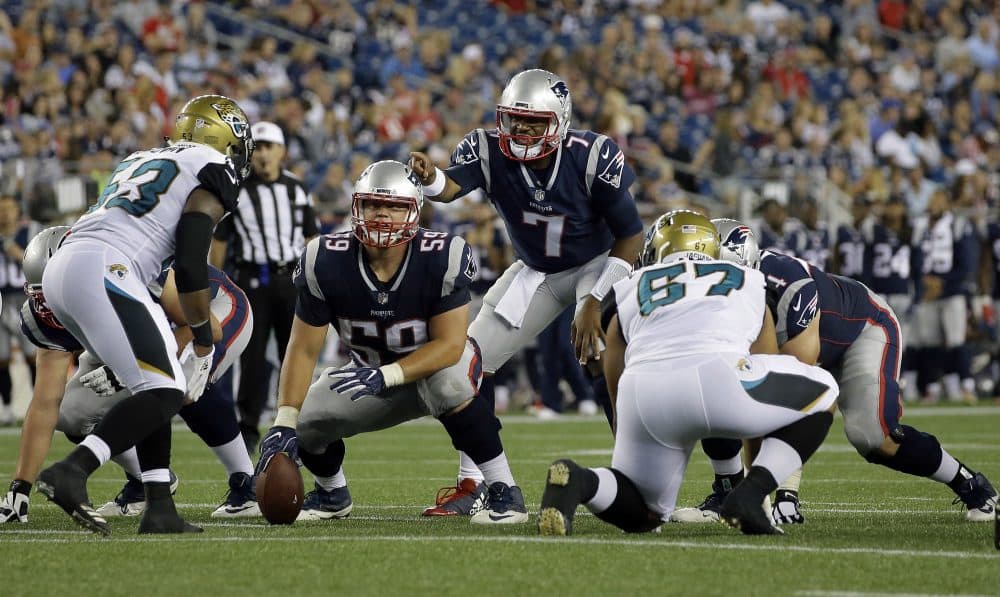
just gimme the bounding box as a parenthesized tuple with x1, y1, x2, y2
(0, 0, 998, 415)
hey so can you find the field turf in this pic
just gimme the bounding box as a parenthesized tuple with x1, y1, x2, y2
(1, 406, 997, 596)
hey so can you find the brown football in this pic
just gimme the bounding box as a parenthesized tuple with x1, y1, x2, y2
(257, 452, 304, 525)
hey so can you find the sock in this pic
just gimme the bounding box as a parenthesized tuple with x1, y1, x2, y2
(0, 368, 10, 405)
(458, 451, 485, 482)
(66, 435, 111, 474)
(88, 388, 184, 456)
(590, 468, 660, 533)
(778, 468, 803, 493)
(141, 468, 171, 484)
(314, 468, 347, 491)
(179, 384, 241, 447)
(112, 447, 142, 479)
(144, 480, 174, 504)
(299, 440, 346, 477)
(754, 439, 804, 488)
(866, 425, 944, 478)
(9, 479, 32, 496)
(439, 396, 502, 464)
(210, 435, 254, 476)
(946, 462, 977, 493)
(583, 467, 613, 511)
(136, 423, 172, 473)
(475, 453, 515, 487)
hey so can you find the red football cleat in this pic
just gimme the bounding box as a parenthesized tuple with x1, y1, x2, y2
(421, 478, 487, 517)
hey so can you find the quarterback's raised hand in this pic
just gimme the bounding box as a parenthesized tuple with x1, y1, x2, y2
(407, 151, 435, 185)
(328, 366, 385, 401)
(80, 365, 124, 397)
(255, 426, 299, 475)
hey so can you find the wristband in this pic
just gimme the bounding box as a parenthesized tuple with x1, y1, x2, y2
(190, 319, 213, 347)
(273, 405, 299, 428)
(378, 362, 405, 388)
(589, 256, 633, 301)
(422, 167, 446, 197)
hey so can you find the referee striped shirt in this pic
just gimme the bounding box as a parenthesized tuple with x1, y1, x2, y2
(215, 169, 319, 266)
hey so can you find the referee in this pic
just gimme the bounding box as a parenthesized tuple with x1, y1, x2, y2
(210, 121, 318, 451)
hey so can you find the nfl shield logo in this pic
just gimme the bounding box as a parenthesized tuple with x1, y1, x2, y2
(377, 292, 389, 305)
(534, 189, 546, 202)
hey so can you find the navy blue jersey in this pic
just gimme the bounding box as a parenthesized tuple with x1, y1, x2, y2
(760, 250, 884, 369)
(799, 223, 831, 270)
(0, 225, 33, 293)
(445, 128, 642, 273)
(863, 223, 921, 298)
(835, 221, 867, 279)
(20, 296, 82, 352)
(294, 229, 475, 367)
(914, 212, 978, 298)
(755, 219, 804, 258)
(987, 222, 1000, 298)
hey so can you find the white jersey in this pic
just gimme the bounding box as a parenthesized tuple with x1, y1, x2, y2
(611, 256, 766, 366)
(66, 142, 240, 285)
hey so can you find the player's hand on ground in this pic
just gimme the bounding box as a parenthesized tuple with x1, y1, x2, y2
(255, 425, 299, 475)
(80, 365, 123, 397)
(407, 152, 435, 185)
(328, 367, 385, 401)
(571, 297, 606, 365)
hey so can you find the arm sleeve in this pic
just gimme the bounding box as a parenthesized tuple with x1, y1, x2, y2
(600, 287, 618, 333)
(444, 129, 488, 198)
(213, 212, 235, 241)
(197, 162, 241, 212)
(588, 138, 643, 239)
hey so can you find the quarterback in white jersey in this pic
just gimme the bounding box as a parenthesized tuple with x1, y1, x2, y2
(34, 95, 253, 536)
(538, 210, 839, 536)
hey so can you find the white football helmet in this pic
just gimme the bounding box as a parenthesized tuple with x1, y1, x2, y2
(711, 218, 761, 269)
(496, 69, 572, 161)
(351, 160, 424, 248)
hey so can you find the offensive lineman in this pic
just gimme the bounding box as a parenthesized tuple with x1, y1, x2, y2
(537, 211, 839, 536)
(255, 160, 529, 524)
(33, 95, 253, 535)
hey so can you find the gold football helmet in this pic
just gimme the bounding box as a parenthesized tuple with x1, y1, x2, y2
(639, 209, 719, 266)
(169, 95, 254, 181)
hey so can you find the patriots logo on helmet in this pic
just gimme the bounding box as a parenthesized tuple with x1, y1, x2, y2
(549, 80, 569, 104)
(723, 225, 752, 249)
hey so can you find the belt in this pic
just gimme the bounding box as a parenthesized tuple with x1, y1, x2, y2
(236, 262, 296, 284)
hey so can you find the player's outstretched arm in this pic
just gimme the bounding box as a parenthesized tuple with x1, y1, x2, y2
(276, 315, 329, 414)
(12, 348, 73, 483)
(408, 151, 462, 203)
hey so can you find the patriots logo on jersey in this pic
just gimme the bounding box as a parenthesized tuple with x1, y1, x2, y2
(464, 257, 478, 280)
(598, 148, 626, 189)
(795, 293, 819, 328)
(549, 80, 569, 104)
(452, 134, 480, 165)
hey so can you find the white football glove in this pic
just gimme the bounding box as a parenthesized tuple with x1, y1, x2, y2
(79, 365, 123, 398)
(181, 343, 214, 402)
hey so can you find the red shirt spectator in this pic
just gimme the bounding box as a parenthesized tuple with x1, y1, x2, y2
(878, 0, 906, 31)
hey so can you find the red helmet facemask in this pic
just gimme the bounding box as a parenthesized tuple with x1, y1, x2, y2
(496, 107, 561, 161)
(24, 284, 64, 330)
(351, 194, 420, 248)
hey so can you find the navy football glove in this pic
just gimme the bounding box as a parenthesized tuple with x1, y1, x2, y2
(255, 425, 299, 476)
(328, 367, 385, 401)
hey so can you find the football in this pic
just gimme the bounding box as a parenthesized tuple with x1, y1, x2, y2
(257, 452, 305, 525)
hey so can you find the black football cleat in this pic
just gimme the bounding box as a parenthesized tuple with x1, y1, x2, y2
(36, 461, 110, 536)
(719, 482, 783, 536)
(138, 502, 203, 534)
(537, 459, 587, 536)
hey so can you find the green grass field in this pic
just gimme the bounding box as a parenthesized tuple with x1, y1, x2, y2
(1, 406, 998, 596)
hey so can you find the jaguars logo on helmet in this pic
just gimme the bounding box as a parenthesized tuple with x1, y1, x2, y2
(640, 210, 719, 267)
(170, 95, 255, 183)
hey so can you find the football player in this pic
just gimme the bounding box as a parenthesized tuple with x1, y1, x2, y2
(911, 190, 978, 403)
(753, 198, 804, 258)
(796, 199, 831, 270)
(0, 195, 38, 425)
(408, 69, 643, 515)
(830, 196, 873, 279)
(536, 211, 839, 536)
(255, 160, 528, 524)
(32, 95, 253, 535)
(673, 219, 997, 525)
(0, 226, 259, 524)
